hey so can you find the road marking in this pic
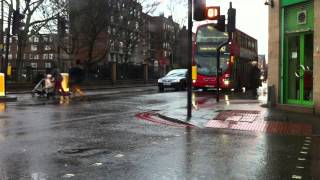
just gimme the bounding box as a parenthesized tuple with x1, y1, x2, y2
(304, 143, 310, 146)
(92, 163, 103, 167)
(291, 175, 302, 179)
(305, 136, 311, 140)
(304, 140, 311, 143)
(296, 166, 304, 169)
(115, 154, 124, 158)
(302, 146, 309, 150)
(298, 158, 306, 161)
(300, 151, 308, 154)
(62, 174, 75, 178)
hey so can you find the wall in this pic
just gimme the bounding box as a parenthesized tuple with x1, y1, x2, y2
(314, 0, 320, 114)
(268, 0, 281, 103)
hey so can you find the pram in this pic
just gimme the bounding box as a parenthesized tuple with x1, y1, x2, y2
(31, 78, 55, 98)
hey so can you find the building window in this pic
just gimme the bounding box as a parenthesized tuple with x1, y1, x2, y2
(43, 37, 48, 42)
(44, 45, 51, 50)
(24, 54, 28, 59)
(31, 45, 37, 51)
(49, 54, 54, 59)
(43, 54, 49, 59)
(31, 62, 37, 68)
(8, 54, 12, 60)
(34, 54, 39, 60)
(34, 37, 39, 43)
(45, 62, 51, 68)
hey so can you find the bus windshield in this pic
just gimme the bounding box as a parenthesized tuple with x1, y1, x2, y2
(195, 53, 229, 76)
(196, 25, 228, 44)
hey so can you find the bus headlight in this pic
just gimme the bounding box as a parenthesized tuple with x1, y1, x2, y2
(193, 80, 196, 83)
(223, 79, 230, 86)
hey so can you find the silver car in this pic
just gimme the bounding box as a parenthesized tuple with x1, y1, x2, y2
(157, 69, 188, 92)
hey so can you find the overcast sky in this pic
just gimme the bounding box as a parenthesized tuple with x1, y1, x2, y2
(153, 0, 269, 58)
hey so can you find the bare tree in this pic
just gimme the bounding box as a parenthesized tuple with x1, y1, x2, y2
(166, 0, 187, 68)
(10, 0, 62, 81)
(166, 0, 188, 27)
(66, 0, 161, 79)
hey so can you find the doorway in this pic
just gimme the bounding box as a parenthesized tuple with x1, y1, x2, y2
(284, 33, 313, 105)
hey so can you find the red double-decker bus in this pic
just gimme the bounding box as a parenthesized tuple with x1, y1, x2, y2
(192, 23, 258, 91)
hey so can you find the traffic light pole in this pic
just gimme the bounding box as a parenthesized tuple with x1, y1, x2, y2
(216, 33, 231, 103)
(187, 0, 192, 118)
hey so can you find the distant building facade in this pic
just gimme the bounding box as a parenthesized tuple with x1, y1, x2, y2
(4, 34, 71, 81)
(149, 15, 180, 76)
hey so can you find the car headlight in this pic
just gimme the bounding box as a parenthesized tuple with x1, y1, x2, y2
(158, 79, 163, 83)
(173, 79, 180, 83)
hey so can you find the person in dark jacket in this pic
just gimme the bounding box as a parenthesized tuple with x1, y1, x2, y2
(69, 60, 85, 97)
(249, 62, 261, 97)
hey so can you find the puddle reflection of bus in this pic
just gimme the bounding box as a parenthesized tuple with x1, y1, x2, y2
(192, 23, 258, 92)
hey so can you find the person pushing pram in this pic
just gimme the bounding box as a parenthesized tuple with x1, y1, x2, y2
(32, 73, 56, 98)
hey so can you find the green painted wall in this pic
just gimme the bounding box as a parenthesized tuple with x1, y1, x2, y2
(284, 2, 313, 33)
(281, 0, 309, 7)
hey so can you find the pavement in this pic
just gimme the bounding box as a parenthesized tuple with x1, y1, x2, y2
(151, 87, 320, 136)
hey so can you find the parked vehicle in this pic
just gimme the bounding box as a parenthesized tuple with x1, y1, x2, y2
(158, 69, 188, 92)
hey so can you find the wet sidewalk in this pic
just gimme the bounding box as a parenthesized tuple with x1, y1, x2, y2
(155, 90, 320, 136)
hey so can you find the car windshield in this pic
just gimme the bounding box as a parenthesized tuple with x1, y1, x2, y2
(165, 69, 187, 77)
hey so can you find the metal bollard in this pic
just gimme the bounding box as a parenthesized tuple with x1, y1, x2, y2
(267, 85, 275, 107)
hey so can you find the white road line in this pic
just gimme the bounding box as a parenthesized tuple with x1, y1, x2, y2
(298, 158, 306, 161)
(291, 175, 302, 179)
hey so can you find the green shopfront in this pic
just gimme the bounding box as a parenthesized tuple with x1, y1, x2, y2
(268, 0, 320, 113)
(280, 0, 315, 107)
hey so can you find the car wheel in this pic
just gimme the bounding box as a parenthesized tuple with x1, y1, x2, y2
(158, 85, 164, 92)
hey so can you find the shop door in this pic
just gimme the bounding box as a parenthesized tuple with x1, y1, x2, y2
(285, 33, 313, 105)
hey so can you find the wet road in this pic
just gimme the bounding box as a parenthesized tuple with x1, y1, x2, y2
(0, 87, 315, 179)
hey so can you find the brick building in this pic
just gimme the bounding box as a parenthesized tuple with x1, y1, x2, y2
(149, 14, 180, 76)
(4, 34, 71, 81)
(268, 0, 320, 114)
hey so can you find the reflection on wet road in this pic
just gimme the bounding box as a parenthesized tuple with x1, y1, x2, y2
(0, 88, 314, 179)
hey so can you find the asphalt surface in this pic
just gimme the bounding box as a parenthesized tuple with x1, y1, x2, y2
(0, 87, 317, 179)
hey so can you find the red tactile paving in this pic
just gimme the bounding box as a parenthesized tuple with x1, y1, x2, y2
(213, 110, 260, 123)
(206, 120, 312, 136)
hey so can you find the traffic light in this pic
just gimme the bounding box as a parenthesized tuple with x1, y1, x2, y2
(227, 7, 236, 33)
(193, 0, 206, 21)
(12, 10, 25, 35)
(215, 15, 225, 32)
(206, 6, 220, 20)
